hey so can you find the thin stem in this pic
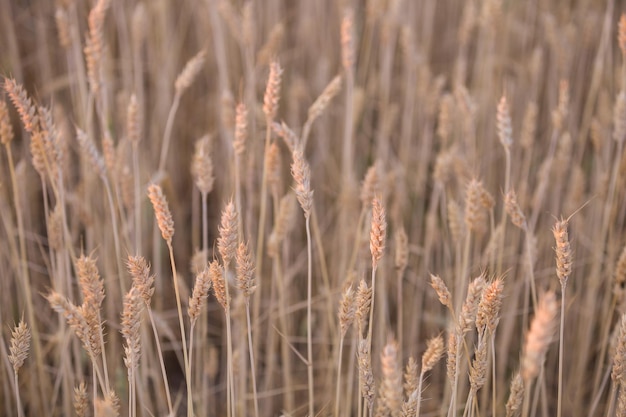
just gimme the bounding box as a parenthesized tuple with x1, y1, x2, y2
(158, 92, 181, 173)
(166, 242, 192, 417)
(132, 143, 141, 253)
(245, 301, 260, 417)
(14, 373, 22, 417)
(103, 177, 125, 296)
(416, 370, 425, 417)
(491, 336, 497, 417)
(253, 123, 273, 350)
(496, 146, 511, 276)
(557, 282, 566, 417)
(147, 308, 174, 416)
(335, 334, 345, 417)
(202, 192, 208, 257)
(223, 264, 236, 417)
(225, 308, 235, 417)
(305, 215, 315, 417)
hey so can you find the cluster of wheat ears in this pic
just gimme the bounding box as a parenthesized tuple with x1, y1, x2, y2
(2, 0, 626, 416)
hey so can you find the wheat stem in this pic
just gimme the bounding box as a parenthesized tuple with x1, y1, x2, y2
(166, 242, 192, 417)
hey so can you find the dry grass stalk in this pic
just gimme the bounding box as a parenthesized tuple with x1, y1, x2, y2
(147, 184, 174, 244)
(615, 91, 626, 144)
(521, 292, 559, 383)
(615, 245, 626, 307)
(617, 13, 626, 59)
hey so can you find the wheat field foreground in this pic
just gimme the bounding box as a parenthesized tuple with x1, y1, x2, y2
(0, 0, 625, 416)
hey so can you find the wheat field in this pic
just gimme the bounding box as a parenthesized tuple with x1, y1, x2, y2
(0, 0, 625, 416)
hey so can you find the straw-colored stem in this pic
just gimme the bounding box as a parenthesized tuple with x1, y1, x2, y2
(305, 215, 315, 417)
(223, 264, 236, 417)
(166, 242, 192, 417)
(496, 146, 511, 276)
(557, 282, 567, 417)
(334, 334, 345, 417)
(202, 192, 208, 256)
(245, 300, 260, 417)
(416, 370, 425, 417)
(234, 154, 243, 241)
(147, 308, 173, 416)
(103, 176, 125, 296)
(158, 92, 181, 173)
(13, 373, 22, 417)
(132, 142, 141, 252)
(491, 336, 497, 417)
(253, 123, 273, 361)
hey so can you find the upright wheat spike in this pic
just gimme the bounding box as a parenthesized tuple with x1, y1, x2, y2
(8, 320, 30, 417)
